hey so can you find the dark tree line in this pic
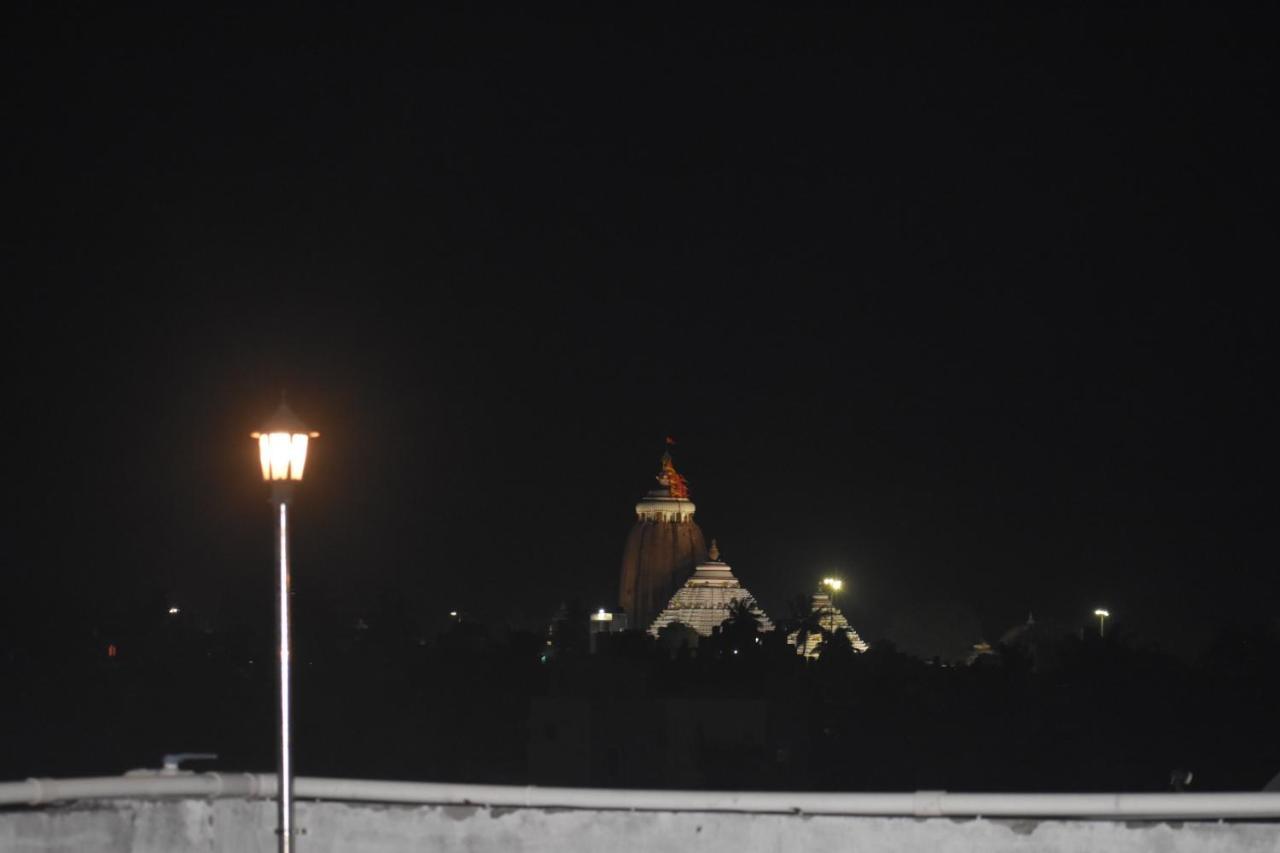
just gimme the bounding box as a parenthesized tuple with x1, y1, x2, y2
(3, 596, 1277, 792)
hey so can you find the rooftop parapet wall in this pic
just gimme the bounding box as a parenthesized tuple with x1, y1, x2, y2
(4, 798, 1280, 853)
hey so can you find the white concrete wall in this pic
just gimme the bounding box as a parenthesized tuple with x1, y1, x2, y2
(2, 798, 1278, 853)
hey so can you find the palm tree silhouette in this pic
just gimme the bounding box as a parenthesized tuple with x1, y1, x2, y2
(785, 594, 824, 658)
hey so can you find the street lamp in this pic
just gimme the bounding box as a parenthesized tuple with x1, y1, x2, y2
(1094, 608, 1110, 638)
(252, 399, 318, 853)
(821, 577, 843, 636)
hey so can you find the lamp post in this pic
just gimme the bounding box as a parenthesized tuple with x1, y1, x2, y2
(252, 400, 318, 853)
(1094, 608, 1110, 638)
(821, 577, 843, 638)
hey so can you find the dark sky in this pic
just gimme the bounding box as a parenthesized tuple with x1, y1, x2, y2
(5, 6, 1274, 656)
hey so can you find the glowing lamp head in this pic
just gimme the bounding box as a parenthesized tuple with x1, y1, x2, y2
(822, 577, 844, 592)
(252, 400, 319, 482)
(1094, 608, 1110, 618)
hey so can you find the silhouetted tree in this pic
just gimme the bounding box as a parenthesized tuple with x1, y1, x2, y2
(783, 594, 823, 658)
(547, 599, 590, 658)
(817, 625, 855, 664)
(720, 598, 767, 655)
(657, 621, 700, 656)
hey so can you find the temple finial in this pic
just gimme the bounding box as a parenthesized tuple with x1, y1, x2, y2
(655, 440, 690, 499)
(709, 539, 720, 561)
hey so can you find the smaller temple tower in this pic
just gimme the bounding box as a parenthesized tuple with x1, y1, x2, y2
(788, 590, 869, 658)
(648, 540, 773, 637)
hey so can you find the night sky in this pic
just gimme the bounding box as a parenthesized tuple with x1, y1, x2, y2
(6, 6, 1274, 658)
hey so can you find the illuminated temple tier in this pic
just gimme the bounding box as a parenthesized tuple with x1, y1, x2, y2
(617, 449, 708, 632)
(787, 591, 869, 659)
(648, 541, 774, 637)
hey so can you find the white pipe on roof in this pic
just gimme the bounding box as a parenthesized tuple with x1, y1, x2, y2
(0, 773, 271, 806)
(2, 773, 1278, 820)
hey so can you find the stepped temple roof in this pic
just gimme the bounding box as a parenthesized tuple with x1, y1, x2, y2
(787, 591, 869, 658)
(648, 540, 774, 637)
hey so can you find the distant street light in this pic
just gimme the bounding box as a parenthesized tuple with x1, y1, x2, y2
(1094, 608, 1110, 638)
(252, 399, 318, 853)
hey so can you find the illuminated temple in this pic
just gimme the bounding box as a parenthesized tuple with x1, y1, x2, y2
(648, 540, 773, 637)
(617, 448, 708, 632)
(787, 590, 869, 658)
(617, 446, 777, 638)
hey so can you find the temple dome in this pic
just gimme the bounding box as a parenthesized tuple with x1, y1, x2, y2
(617, 448, 707, 631)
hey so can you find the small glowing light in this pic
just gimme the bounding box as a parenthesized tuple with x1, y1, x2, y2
(107, 644, 117, 658)
(168, 607, 180, 615)
(590, 609, 614, 622)
(1094, 608, 1110, 617)
(822, 577, 843, 592)
(449, 611, 458, 618)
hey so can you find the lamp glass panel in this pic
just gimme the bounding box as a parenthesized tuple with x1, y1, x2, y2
(268, 433, 293, 480)
(258, 435, 272, 480)
(289, 433, 309, 481)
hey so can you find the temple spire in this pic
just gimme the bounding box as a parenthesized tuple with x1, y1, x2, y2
(709, 539, 720, 561)
(619, 441, 706, 631)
